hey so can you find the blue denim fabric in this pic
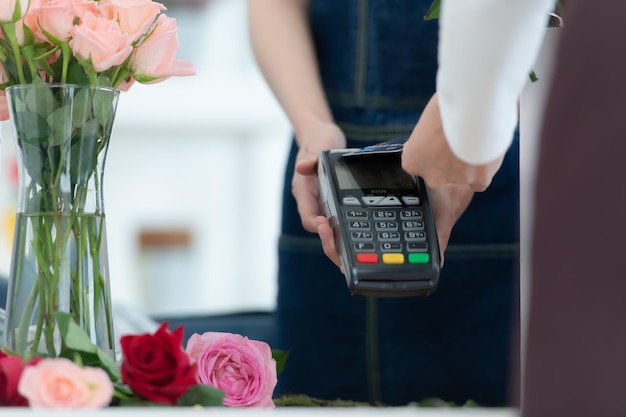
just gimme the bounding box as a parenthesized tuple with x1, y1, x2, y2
(311, 0, 438, 110)
(275, 0, 519, 406)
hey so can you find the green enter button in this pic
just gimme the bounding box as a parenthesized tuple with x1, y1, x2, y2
(408, 253, 430, 264)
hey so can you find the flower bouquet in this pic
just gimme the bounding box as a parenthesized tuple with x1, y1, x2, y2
(0, 315, 284, 408)
(0, 0, 195, 358)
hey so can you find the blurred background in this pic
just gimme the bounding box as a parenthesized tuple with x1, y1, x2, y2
(0, 0, 291, 318)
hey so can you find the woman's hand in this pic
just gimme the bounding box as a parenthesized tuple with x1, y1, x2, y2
(292, 122, 346, 233)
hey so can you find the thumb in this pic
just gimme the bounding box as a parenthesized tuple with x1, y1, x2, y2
(295, 158, 318, 175)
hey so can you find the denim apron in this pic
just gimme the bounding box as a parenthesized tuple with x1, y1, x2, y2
(275, 0, 519, 406)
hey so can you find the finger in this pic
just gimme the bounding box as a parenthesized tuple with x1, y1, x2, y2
(469, 181, 490, 192)
(295, 158, 318, 176)
(316, 216, 343, 270)
(297, 199, 322, 232)
(292, 175, 322, 233)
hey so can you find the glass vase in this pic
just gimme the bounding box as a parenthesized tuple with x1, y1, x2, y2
(2, 84, 119, 358)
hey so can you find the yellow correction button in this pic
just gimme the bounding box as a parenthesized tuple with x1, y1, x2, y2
(382, 253, 404, 264)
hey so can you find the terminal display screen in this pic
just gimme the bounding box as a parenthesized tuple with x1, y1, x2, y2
(334, 154, 416, 190)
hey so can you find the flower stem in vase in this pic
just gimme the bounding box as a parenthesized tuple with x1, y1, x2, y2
(3, 84, 118, 358)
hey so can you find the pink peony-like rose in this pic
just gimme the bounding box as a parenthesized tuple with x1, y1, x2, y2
(69, 11, 133, 72)
(186, 332, 277, 408)
(129, 14, 196, 84)
(0, 0, 29, 23)
(98, 0, 165, 43)
(17, 358, 113, 409)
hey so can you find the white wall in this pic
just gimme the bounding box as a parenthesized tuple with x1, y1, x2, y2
(0, 0, 291, 317)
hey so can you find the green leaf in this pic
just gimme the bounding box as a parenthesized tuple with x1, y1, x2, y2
(66, 58, 89, 85)
(18, 142, 44, 185)
(70, 118, 99, 184)
(57, 312, 98, 353)
(72, 87, 92, 129)
(24, 83, 56, 115)
(96, 74, 113, 89)
(414, 397, 457, 407)
(272, 349, 289, 376)
(177, 384, 225, 407)
(133, 73, 162, 84)
(46, 104, 72, 146)
(55, 312, 120, 381)
(22, 22, 36, 46)
(273, 394, 376, 407)
(97, 348, 121, 382)
(92, 88, 117, 129)
(12, 110, 49, 145)
(424, 0, 441, 20)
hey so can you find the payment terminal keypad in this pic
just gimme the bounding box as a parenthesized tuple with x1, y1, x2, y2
(343, 199, 431, 266)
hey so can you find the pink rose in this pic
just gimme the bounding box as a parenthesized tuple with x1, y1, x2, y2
(186, 332, 277, 408)
(26, 0, 98, 44)
(22, 0, 47, 43)
(98, 0, 165, 43)
(0, 0, 29, 23)
(0, 64, 8, 121)
(0, 91, 10, 122)
(17, 358, 113, 409)
(117, 77, 136, 92)
(69, 11, 133, 72)
(130, 14, 196, 84)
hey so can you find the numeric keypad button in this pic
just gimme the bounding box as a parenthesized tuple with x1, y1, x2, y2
(375, 221, 398, 231)
(348, 221, 370, 230)
(380, 242, 402, 252)
(373, 210, 396, 220)
(378, 232, 401, 241)
(346, 210, 368, 219)
(400, 210, 422, 220)
(351, 231, 373, 241)
(405, 231, 426, 241)
(402, 220, 424, 230)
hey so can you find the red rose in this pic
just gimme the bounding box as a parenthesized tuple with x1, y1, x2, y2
(120, 322, 198, 405)
(0, 351, 41, 406)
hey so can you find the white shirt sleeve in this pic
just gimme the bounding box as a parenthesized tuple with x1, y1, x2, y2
(437, 0, 557, 164)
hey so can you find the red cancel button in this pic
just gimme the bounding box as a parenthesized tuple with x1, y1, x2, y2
(356, 253, 378, 264)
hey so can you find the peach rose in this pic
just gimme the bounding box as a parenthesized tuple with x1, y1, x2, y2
(98, 0, 165, 43)
(0, 0, 30, 23)
(117, 77, 136, 92)
(17, 358, 113, 409)
(0, 64, 9, 121)
(0, 91, 9, 122)
(129, 14, 195, 84)
(69, 11, 133, 72)
(186, 332, 277, 408)
(26, 0, 98, 44)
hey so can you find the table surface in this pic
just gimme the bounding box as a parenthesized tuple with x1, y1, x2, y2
(1, 407, 518, 416)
